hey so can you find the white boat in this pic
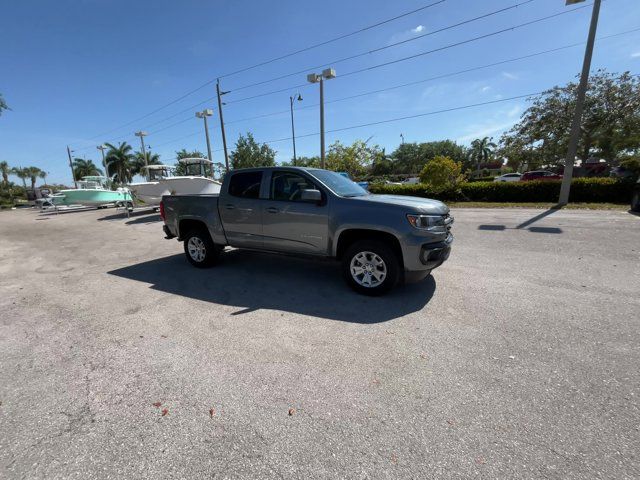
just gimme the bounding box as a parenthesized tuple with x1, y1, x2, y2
(128, 165, 176, 206)
(129, 160, 221, 206)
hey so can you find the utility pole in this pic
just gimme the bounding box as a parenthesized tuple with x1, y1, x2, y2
(307, 68, 336, 169)
(66, 145, 77, 188)
(290, 93, 302, 165)
(196, 109, 214, 178)
(216, 79, 230, 172)
(558, 0, 601, 205)
(97, 145, 107, 179)
(135, 131, 149, 181)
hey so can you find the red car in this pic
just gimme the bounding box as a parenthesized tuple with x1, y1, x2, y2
(520, 170, 563, 181)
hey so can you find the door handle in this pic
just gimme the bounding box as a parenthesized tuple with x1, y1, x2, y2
(225, 204, 236, 210)
(266, 207, 279, 214)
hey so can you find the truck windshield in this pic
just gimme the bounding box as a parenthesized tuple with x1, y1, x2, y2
(308, 169, 368, 197)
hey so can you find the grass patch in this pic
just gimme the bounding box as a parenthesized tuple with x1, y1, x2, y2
(447, 202, 629, 210)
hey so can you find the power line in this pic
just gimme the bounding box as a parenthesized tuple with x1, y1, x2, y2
(226, 3, 593, 105)
(218, 0, 447, 79)
(86, 25, 640, 154)
(74, 0, 447, 143)
(229, 0, 537, 93)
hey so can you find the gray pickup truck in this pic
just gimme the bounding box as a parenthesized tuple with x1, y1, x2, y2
(161, 167, 453, 295)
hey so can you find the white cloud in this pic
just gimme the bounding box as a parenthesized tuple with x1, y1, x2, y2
(389, 25, 427, 44)
(631, 51, 640, 58)
(481, 86, 491, 92)
(457, 121, 515, 143)
(506, 105, 521, 118)
(502, 71, 519, 80)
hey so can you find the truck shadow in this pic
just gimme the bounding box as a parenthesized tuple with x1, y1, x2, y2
(108, 250, 436, 323)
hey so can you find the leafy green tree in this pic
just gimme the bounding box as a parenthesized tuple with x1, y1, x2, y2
(468, 136, 497, 174)
(104, 142, 134, 183)
(0, 93, 9, 116)
(0, 161, 10, 185)
(230, 133, 276, 169)
(326, 140, 384, 178)
(499, 70, 640, 166)
(73, 159, 103, 179)
(391, 140, 468, 174)
(281, 156, 321, 168)
(419, 156, 465, 192)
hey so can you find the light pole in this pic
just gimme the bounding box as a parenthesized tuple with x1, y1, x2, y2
(216, 79, 230, 173)
(66, 146, 77, 188)
(558, 0, 601, 205)
(134, 131, 149, 181)
(97, 145, 107, 179)
(196, 109, 214, 177)
(307, 68, 336, 169)
(289, 93, 302, 165)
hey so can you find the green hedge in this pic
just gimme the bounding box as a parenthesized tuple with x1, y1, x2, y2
(368, 178, 633, 203)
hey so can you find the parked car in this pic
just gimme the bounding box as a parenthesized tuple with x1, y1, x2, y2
(161, 167, 454, 295)
(493, 173, 522, 182)
(520, 170, 562, 181)
(337, 171, 369, 190)
(631, 178, 640, 212)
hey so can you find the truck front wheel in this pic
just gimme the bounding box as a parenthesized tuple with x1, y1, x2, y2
(342, 240, 400, 296)
(183, 229, 220, 268)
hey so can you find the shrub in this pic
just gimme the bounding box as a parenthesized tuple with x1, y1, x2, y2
(368, 178, 632, 203)
(418, 156, 465, 192)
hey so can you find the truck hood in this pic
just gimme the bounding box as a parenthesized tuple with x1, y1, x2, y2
(353, 194, 449, 214)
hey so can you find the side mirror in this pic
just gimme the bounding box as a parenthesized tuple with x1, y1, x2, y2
(300, 189, 322, 203)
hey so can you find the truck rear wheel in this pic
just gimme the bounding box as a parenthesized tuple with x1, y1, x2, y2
(342, 240, 400, 296)
(183, 229, 220, 268)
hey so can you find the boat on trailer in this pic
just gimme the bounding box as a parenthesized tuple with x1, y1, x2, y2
(50, 176, 131, 208)
(128, 165, 176, 207)
(129, 159, 221, 206)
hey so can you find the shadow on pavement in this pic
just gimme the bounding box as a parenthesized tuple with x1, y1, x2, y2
(125, 214, 161, 225)
(108, 250, 436, 323)
(478, 206, 563, 234)
(97, 209, 157, 222)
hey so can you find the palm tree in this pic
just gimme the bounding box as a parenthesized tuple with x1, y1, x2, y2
(72, 158, 103, 179)
(25, 166, 44, 189)
(468, 136, 497, 175)
(11, 167, 28, 188)
(0, 161, 10, 185)
(132, 150, 161, 177)
(38, 170, 47, 186)
(104, 142, 134, 183)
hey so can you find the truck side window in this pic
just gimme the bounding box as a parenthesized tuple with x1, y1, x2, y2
(271, 172, 317, 202)
(228, 171, 262, 199)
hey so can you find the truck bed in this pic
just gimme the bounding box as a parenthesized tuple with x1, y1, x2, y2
(162, 194, 227, 245)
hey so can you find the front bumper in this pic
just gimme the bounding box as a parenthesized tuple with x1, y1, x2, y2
(402, 232, 454, 282)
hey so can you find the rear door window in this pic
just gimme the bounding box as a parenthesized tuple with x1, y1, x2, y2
(228, 171, 262, 199)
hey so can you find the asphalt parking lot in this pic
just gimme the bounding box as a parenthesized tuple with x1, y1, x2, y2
(0, 206, 638, 479)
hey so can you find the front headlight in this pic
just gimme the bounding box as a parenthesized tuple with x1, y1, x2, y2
(407, 214, 446, 231)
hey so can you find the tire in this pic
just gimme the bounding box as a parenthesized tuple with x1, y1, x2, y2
(631, 191, 640, 213)
(342, 240, 400, 296)
(183, 229, 220, 268)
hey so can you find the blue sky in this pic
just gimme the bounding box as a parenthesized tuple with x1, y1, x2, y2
(1, 0, 640, 184)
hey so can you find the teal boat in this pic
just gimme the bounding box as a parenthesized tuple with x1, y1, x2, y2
(51, 176, 131, 207)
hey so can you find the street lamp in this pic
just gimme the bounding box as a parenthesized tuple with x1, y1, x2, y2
(558, 0, 601, 205)
(307, 68, 336, 169)
(289, 93, 303, 165)
(97, 145, 107, 179)
(134, 131, 149, 181)
(196, 109, 214, 177)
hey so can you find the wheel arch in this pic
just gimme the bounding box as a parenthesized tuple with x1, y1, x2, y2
(335, 228, 404, 267)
